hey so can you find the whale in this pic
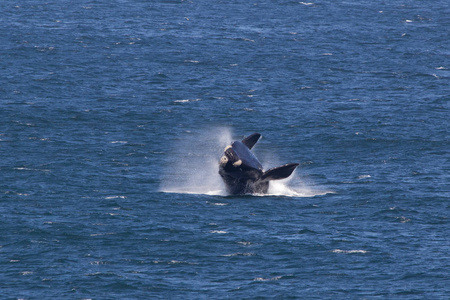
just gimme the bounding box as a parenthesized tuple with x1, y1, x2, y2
(218, 133, 299, 195)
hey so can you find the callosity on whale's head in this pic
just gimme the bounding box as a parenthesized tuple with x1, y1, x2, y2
(218, 133, 299, 195)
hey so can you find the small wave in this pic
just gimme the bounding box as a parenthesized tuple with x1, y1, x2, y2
(20, 271, 33, 275)
(209, 230, 227, 234)
(90, 232, 117, 237)
(13, 167, 50, 173)
(173, 99, 201, 103)
(237, 241, 252, 246)
(168, 260, 198, 265)
(332, 249, 368, 254)
(110, 141, 128, 144)
(396, 216, 411, 223)
(152, 260, 198, 265)
(90, 261, 108, 265)
(104, 195, 127, 199)
(206, 201, 229, 206)
(253, 276, 283, 281)
(221, 252, 255, 257)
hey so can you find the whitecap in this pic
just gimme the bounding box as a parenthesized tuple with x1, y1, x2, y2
(332, 249, 368, 254)
(110, 141, 128, 144)
(237, 241, 252, 246)
(90, 261, 107, 265)
(209, 230, 227, 234)
(253, 276, 282, 281)
(12, 167, 50, 173)
(168, 260, 198, 265)
(207, 201, 229, 206)
(104, 195, 126, 199)
(90, 232, 117, 237)
(173, 99, 201, 103)
(396, 216, 411, 223)
(20, 271, 33, 275)
(221, 252, 255, 257)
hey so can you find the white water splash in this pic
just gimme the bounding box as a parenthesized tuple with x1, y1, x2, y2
(267, 177, 332, 197)
(160, 127, 231, 195)
(160, 127, 330, 197)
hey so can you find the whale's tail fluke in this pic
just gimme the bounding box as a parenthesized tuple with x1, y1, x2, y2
(241, 133, 261, 150)
(261, 163, 299, 181)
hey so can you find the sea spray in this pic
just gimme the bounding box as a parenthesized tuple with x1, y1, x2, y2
(160, 127, 232, 195)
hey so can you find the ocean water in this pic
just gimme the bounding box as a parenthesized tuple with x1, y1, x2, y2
(1, 0, 449, 298)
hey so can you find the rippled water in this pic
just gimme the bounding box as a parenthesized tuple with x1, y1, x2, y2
(1, 0, 449, 298)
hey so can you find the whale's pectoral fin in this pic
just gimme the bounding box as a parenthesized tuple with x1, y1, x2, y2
(241, 133, 261, 150)
(261, 163, 299, 181)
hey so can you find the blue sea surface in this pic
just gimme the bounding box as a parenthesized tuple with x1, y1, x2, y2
(1, 0, 449, 298)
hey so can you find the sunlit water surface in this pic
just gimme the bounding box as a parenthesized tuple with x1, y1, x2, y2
(1, 0, 449, 298)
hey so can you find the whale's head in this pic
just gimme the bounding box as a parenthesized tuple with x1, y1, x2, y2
(219, 141, 263, 180)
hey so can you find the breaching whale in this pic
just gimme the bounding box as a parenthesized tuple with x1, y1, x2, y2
(218, 133, 299, 195)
